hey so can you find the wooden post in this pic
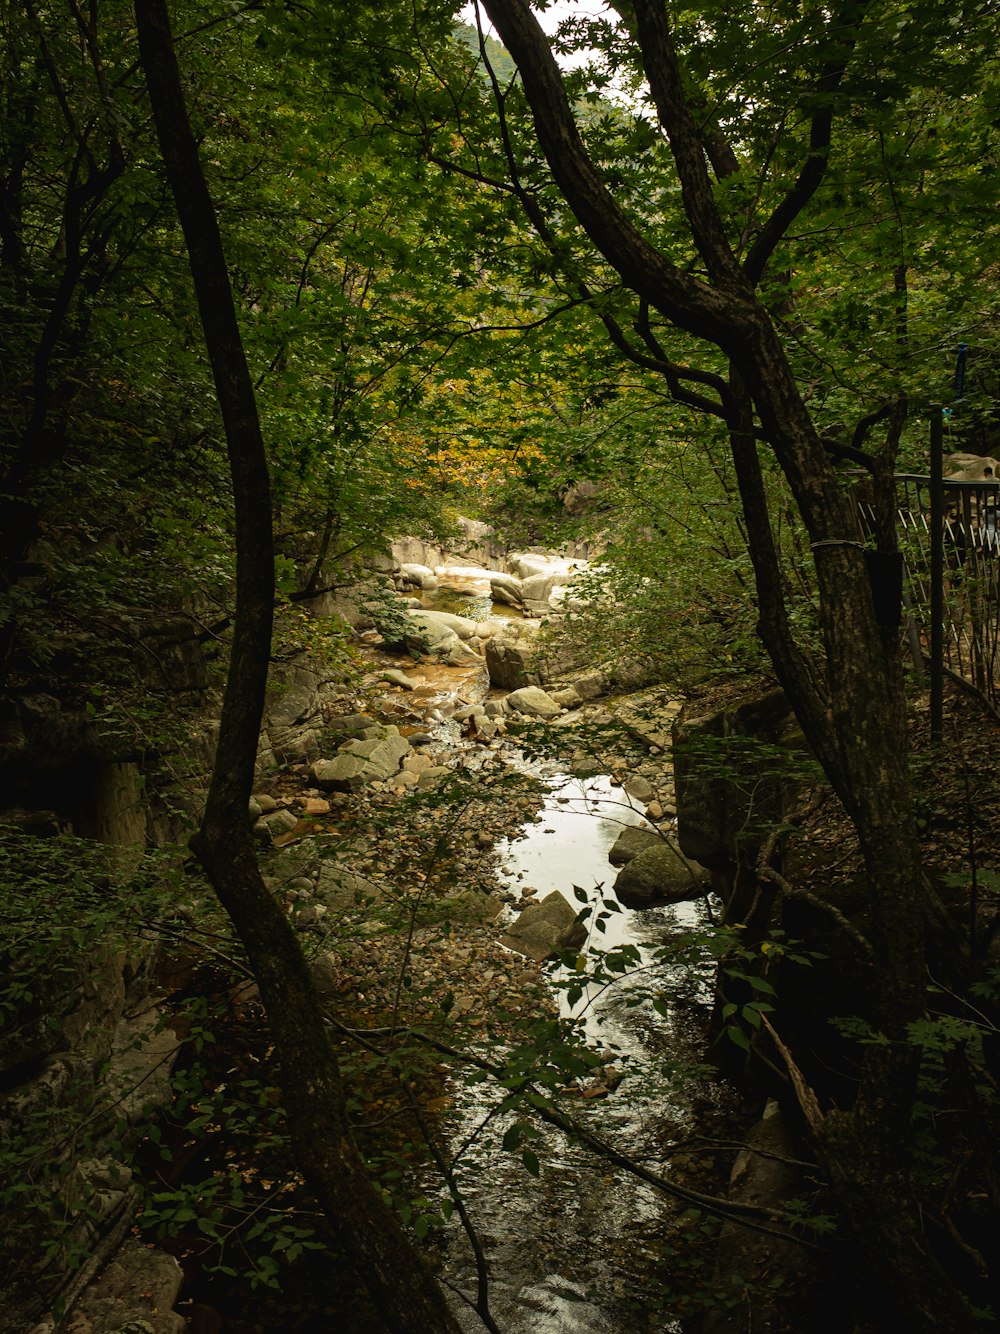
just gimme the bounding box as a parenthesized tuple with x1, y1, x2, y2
(930, 410, 944, 745)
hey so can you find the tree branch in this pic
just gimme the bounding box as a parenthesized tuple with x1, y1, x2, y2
(744, 0, 872, 285)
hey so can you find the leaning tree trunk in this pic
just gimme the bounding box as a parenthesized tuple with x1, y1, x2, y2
(133, 3, 461, 1329)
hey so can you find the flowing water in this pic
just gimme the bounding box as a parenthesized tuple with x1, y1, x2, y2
(410, 579, 725, 1332)
(439, 773, 719, 1333)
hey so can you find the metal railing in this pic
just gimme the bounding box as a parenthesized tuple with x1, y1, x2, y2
(854, 473, 1000, 715)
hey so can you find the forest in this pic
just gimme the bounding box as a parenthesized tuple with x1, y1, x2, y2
(2, 0, 1000, 1330)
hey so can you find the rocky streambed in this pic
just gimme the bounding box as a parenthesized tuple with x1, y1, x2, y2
(243, 561, 735, 1333)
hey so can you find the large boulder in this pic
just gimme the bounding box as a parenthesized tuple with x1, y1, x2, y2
(265, 682, 323, 764)
(522, 571, 559, 608)
(613, 840, 709, 909)
(410, 608, 478, 639)
(310, 753, 369, 792)
(339, 732, 412, 781)
(509, 552, 554, 580)
(403, 610, 481, 666)
(306, 589, 375, 631)
(398, 562, 439, 590)
(490, 572, 525, 608)
(392, 536, 444, 568)
(608, 826, 663, 867)
(310, 726, 411, 791)
(316, 865, 383, 912)
(501, 891, 587, 962)
(326, 713, 377, 742)
(673, 688, 800, 877)
(506, 686, 562, 720)
(485, 623, 542, 690)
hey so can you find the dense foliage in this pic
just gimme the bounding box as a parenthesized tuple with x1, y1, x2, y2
(3, 0, 1000, 1329)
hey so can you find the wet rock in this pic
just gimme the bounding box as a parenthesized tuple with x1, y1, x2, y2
(500, 891, 587, 962)
(607, 826, 663, 867)
(613, 840, 709, 909)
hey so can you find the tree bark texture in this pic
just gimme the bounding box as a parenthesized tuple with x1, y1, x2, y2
(133, 3, 461, 1328)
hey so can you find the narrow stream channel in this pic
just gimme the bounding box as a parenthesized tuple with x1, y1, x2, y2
(414, 575, 725, 1333)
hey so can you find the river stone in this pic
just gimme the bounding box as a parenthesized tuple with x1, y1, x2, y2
(326, 713, 376, 741)
(623, 773, 655, 803)
(266, 683, 318, 730)
(549, 685, 583, 710)
(613, 840, 709, 908)
(339, 733, 412, 781)
(417, 765, 451, 790)
(486, 638, 537, 690)
(310, 753, 369, 792)
(253, 807, 298, 841)
(402, 751, 437, 773)
(490, 572, 524, 606)
(521, 571, 558, 605)
(411, 608, 478, 639)
(501, 890, 587, 962)
(403, 612, 481, 665)
(399, 562, 438, 589)
(506, 686, 562, 720)
(509, 553, 553, 579)
(607, 826, 664, 867)
(381, 669, 415, 690)
(316, 865, 382, 911)
(569, 670, 608, 701)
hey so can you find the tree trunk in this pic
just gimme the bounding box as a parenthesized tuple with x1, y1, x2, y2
(477, 1, 975, 1325)
(133, 3, 461, 1328)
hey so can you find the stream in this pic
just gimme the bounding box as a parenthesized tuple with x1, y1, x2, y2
(410, 572, 728, 1334)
